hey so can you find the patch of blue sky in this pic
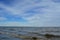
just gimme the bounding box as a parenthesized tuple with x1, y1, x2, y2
(52, 0, 60, 3)
(0, 10, 27, 22)
(0, 7, 4, 10)
(24, 12, 42, 17)
(24, 6, 47, 17)
(31, 0, 42, 3)
(0, 0, 16, 7)
(24, 11, 37, 17)
(6, 16, 27, 22)
(1, 14, 27, 22)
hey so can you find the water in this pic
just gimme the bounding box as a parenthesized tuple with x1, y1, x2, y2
(0, 27, 60, 40)
(0, 34, 22, 40)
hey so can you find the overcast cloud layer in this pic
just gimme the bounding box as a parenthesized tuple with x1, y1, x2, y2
(0, 0, 60, 27)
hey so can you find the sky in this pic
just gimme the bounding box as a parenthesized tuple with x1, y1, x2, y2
(0, 0, 60, 27)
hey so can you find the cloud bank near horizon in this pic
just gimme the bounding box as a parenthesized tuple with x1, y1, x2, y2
(0, 0, 60, 27)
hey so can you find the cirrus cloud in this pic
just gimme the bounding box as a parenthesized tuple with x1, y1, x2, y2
(0, 0, 60, 27)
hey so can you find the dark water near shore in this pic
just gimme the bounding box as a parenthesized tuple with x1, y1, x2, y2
(0, 27, 60, 40)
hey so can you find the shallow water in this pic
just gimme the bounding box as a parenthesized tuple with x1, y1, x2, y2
(0, 34, 22, 40)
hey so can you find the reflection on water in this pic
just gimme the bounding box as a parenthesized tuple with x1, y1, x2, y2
(0, 27, 60, 40)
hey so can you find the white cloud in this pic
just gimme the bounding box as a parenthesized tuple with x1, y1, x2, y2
(0, 17, 7, 21)
(0, 22, 38, 27)
(0, 0, 60, 26)
(22, 1, 60, 26)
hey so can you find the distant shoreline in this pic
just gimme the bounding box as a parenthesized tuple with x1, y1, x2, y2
(0, 26, 60, 27)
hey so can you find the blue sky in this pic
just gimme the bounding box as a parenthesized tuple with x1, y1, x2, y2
(0, 0, 60, 27)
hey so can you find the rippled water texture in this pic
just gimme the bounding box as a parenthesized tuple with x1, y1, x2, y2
(0, 27, 60, 40)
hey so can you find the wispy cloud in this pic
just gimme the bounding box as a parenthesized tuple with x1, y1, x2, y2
(0, 0, 60, 26)
(0, 17, 7, 21)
